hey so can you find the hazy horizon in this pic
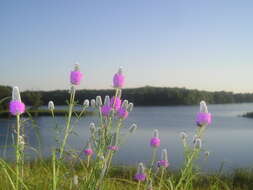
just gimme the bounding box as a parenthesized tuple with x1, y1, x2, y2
(1, 1, 253, 93)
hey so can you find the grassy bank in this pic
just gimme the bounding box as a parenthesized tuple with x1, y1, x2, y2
(0, 159, 253, 190)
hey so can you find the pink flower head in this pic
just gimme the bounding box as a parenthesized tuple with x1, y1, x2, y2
(157, 160, 170, 168)
(150, 137, 160, 148)
(117, 107, 129, 119)
(110, 96, 122, 110)
(134, 173, 146, 181)
(84, 148, 93, 156)
(108, 145, 119, 151)
(196, 112, 212, 127)
(101, 105, 112, 117)
(70, 64, 83, 85)
(135, 162, 146, 181)
(113, 67, 125, 88)
(9, 100, 25, 116)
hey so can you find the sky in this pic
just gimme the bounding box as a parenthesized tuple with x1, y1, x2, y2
(0, 0, 253, 92)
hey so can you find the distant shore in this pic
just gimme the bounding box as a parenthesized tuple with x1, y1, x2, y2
(0, 109, 94, 118)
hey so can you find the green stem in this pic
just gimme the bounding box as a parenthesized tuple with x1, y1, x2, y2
(16, 114, 20, 190)
(158, 168, 165, 190)
(136, 181, 141, 190)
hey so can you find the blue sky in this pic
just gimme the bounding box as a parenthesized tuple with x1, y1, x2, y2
(0, 0, 253, 92)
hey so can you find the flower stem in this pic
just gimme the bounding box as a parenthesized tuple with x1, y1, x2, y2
(158, 168, 165, 190)
(16, 114, 20, 190)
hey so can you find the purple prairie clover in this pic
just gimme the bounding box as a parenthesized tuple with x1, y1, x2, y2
(108, 145, 119, 151)
(84, 143, 93, 156)
(48, 101, 55, 111)
(108, 133, 119, 151)
(117, 107, 129, 119)
(196, 101, 212, 127)
(157, 149, 170, 168)
(134, 162, 146, 181)
(113, 67, 125, 88)
(9, 87, 25, 116)
(150, 129, 160, 148)
(110, 96, 122, 110)
(101, 105, 112, 117)
(70, 64, 83, 85)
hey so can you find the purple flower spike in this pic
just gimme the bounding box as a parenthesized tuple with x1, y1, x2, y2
(84, 148, 93, 156)
(113, 67, 125, 88)
(117, 107, 129, 119)
(150, 137, 160, 147)
(157, 160, 170, 168)
(134, 173, 146, 181)
(196, 112, 211, 126)
(110, 96, 122, 110)
(9, 100, 25, 116)
(70, 64, 83, 85)
(101, 105, 112, 117)
(108, 145, 119, 151)
(196, 100, 211, 127)
(134, 162, 146, 181)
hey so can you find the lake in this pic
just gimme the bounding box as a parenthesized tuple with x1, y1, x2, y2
(1, 103, 253, 172)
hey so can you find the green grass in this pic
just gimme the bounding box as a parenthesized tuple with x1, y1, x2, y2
(0, 159, 253, 190)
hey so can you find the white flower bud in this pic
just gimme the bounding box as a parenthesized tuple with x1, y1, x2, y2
(89, 122, 96, 133)
(137, 162, 145, 174)
(194, 138, 202, 149)
(153, 129, 159, 138)
(204, 151, 210, 157)
(200, 101, 208, 113)
(12, 86, 21, 101)
(179, 132, 188, 140)
(129, 124, 137, 133)
(91, 99, 96, 108)
(127, 102, 134, 112)
(96, 96, 102, 107)
(161, 149, 168, 161)
(48, 101, 55, 111)
(104, 95, 110, 106)
(121, 100, 128, 109)
(83, 99, 89, 107)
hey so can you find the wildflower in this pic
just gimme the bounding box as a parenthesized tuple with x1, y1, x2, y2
(96, 96, 102, 107)
(84, 143, 93, 156)
(108, 133, 119, 151)
(70, 64, 83, 85)
(91, 99, 96, 108)
(127, 102, 134, 112)
(134, 162, 146, 181)
(110, 96, 122, 110)
(157, 149, 170, 168)
(89, 123, 96, 134)
(83, 99, 89, 108)
(48, 101, 55, 111)
(104, 95, 110, 106)
(101, 105, 112, 117)
(113, 67, 125, 88)
(196, 101, 211, 127)
(150, 129, 160, 148)
(117, 107, 129, 119)
(179, 132, 188, 140)
(194, 138, 202, 149)
(9, 87, 25, 116)
(108, 145, 119, 151)
(121, 100, 129, 109)
(129, 124, 138, 133)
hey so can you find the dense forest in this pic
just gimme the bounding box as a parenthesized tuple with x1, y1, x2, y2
(1, 85, 253, 109)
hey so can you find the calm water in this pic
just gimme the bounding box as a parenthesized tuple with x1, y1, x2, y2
(1, 103, 253, 172)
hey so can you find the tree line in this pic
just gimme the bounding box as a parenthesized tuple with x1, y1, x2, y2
(1, 85, 253, 109)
